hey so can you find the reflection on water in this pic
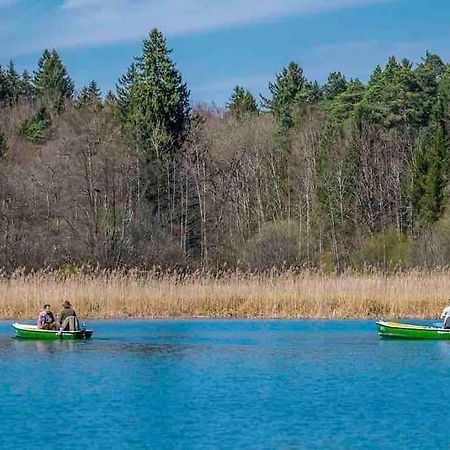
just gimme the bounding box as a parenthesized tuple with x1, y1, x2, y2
(12, 339, 78, 354)
(0, 337, 12, 353)
(437, 340, 450, 358)
(7, 335, 184, 360)
(0, 320, 450, 450)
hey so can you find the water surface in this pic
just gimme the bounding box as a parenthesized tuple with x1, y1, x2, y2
(0, 320, 449, 449)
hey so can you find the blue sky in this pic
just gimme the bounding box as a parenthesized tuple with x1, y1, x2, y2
(0, 0, 449, 105)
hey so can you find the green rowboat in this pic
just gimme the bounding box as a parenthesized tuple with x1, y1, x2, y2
(12, 323, 93, 340)
(376, 320, 450, 340)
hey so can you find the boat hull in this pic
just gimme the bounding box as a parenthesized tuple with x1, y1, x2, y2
(12, 323, 93, 340)
(376, 320, 450, 340)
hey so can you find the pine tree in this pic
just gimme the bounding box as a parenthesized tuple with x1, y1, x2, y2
(116, 63, 137, 124)
(431, 66, 450, 131)
(33, 49, 74, 111)
(103, 90, 117, 111)
(20, 70, 34, 100)
(328, 79, 365, 122)
(117, 29, 190, 157)
(323, 72, 347, 100)
(410, 65, 450, 227)
(116, 28, 191, 221)
(104, 90, 116, 104)
(416, 51, 445, 88)
(227, 85, 258, 119)
(0, 62, 22, 105)
(411, 124, 450, 226)
(368, 65, 383, 85)
(76, 86, 89, 106)
(262, 61, 312, 129)
(19, 107, 51, 144)
(306, 80, 323, 103)
(5, 61, 21, 104)
(77, 80, 102, 109)
(87, 80, 101, 101)
(0, 66, 8, 104)
(355, 55, 429, 128)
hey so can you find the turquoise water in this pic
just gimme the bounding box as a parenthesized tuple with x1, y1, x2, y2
(1, 320, 449, 449)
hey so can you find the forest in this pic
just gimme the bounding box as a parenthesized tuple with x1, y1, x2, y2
(1, 29, 450, 273)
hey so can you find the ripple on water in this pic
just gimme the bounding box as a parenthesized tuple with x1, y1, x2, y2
(0, 320, 449, 449)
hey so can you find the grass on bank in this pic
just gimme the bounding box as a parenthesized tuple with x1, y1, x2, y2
(0, 269, 449, 320)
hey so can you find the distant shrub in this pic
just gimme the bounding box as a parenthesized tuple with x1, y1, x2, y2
(319, 251, 336, 274)
(19, 107, 51, 144)
(409, 214, 450, 268)
(239, 220, 303, 269)
(353, 227, 411, 270)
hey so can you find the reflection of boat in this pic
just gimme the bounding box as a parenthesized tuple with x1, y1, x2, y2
(12, 323, 93, 340)
(376, 320, 450, 340)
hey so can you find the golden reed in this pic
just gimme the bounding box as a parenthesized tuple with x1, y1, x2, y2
(0, 269, 449, 320)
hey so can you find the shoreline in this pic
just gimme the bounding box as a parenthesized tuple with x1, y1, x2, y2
(1, 314, 443, 321)
(0, 270, 448, 321)
(1, 315, 446, 323)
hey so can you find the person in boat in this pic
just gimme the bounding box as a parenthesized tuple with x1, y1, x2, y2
(58, 300, 79, 331)
(441, 305, 450, 329)
(37, 304, 57, 330)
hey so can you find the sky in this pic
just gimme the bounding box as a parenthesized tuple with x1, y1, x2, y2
(0, 0, 449, 105)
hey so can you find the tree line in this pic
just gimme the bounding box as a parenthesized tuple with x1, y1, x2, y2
(1, 29, 450, 272)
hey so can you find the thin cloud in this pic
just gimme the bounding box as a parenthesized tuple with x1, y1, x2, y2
(62, 0, 105, 8)
(57, 0, 391, 47)
(4, 0, 391, 55)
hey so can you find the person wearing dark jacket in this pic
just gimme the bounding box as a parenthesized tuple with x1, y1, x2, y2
(58, 300, 78, 330)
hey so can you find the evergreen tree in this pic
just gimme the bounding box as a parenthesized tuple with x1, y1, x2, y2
(87, 80, 101, 100)
(76, 86, 90, 106)
(19, 107, 51, 144)
(77, 80, 102, 109)
(116, 63, 137, 124)
(411, 65, 450, 227)
(306, 80, 323, 103)
(104, 90, 116, 104)
(262, 62, 312, 129)
(416, 51, 446, 89)
(411, 125, 450, 226)
(323, 71, 348, 100)
(116, 28, 191, 222)
(20, 70, 34, 100)
(328, 79, 365, 121)
(103, 90, 117, 111)
(33, 49, 74, 111)
(5, 61, 21, 104)
(356, 53, 446, 129)
(355, 56, 424, 128)
(368, 65, 383, 85)
(0, 66, 8, 104)
(431, 66, 450, 129)
(227, 85, 258, 119)
(0, 62, 22, 105)
(410, 52, 445, 127)
(116, 29, 190, 157)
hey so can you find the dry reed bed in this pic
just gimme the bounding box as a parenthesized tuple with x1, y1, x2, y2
(0, 270, 449, 320)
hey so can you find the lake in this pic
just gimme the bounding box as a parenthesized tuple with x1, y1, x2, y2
(0, 320, 449, 449)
